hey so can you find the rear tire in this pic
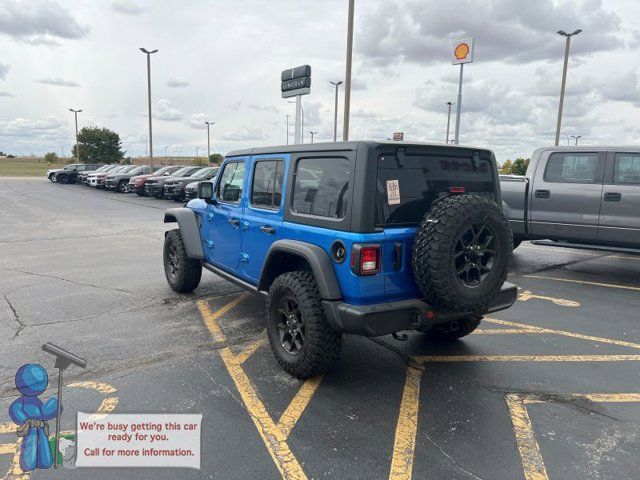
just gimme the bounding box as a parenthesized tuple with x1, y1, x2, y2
(513, 236, 523, 250)
(163, 229, 202, 293)
(117, 180, 128, 193)
(412, 194, 512, 311)
(422, 316, 482, 342)
(266, 271, 342, 379)
(58, 175, 68, 184)
(48, 173, 56, 182)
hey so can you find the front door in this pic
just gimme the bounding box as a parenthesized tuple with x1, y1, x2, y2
(529, 151, 605, 242)
(598, 152, 640, 246)
(203, 160, 247, 272)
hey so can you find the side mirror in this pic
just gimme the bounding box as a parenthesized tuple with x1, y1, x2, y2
(198, 181, 216, 204)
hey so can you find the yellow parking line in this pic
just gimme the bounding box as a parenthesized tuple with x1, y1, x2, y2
(235, 337, 268, 365)
(198, 297, 307, 480)
(473, 328, 536, 335)
(278, 375, 324, 439)
(505, 394, 549, 480)
(389, 365, 423, 480)
(485, 317, 640, 350)
(414, 354, 640, 363)
(67, 381, 117, 394)
(525, 393, 640, 404)
(525, 275, 640, 292)
(0, 444, 14, 455)
(197, 293, 250, 343)
(517, 290, 580, 307)
(0, 424, 14, 435)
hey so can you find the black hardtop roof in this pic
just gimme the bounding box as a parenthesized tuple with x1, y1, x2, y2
(226, 140, 492, 158)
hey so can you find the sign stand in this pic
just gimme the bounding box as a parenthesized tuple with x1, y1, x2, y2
(294, 95, 302, 145)
(451, 37, 475, 145)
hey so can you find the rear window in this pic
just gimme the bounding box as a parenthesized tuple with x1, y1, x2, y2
(545, 152, 600, 183)
(376, 153, 495, 226)
(614, 153, 640, 184)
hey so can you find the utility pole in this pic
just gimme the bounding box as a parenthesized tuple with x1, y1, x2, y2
(139, 47, 158, 167)
(205, 121, 214, 163)
(555, 29, 581, 146)
(68, 108, 82, 161)
(330, 80, 343, 141)
(342, 0, 355, 141)
(310, 131, 318, 143)
(196, 146, 199, 160)
(445, 101, 453, 144)
(454, 64, 464, 145)
(571, 135, 582, 145)
(286, 114, 290, 145)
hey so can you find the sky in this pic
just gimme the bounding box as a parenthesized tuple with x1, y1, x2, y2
(0, 0, 639, 163)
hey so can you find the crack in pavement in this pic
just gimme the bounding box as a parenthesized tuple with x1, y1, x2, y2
(0, 228, 147, 244)
(3, 292, 25, 338)
(1, 266, 153, 298)
(424, 432, 487, 480)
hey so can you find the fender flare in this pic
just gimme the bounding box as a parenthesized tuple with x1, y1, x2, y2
(258, 240, 342, 300)
(164, 208, 204, 260)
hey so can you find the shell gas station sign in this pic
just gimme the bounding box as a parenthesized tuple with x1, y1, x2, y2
(452, 37, 475, 65)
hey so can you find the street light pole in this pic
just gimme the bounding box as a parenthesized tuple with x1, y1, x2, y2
(205, 121, 214, 163)
(330, 80, 343, 141)
(554, 29, 581, 146)
(68, 108, 82, 161)
(286, 115, 290, 145)
(342, 0, 355, 141)
(310, 131, 318, 143)
(571, 135, 582, 145)
(445, 101, 453, 144)
(139, 47, 158, 167)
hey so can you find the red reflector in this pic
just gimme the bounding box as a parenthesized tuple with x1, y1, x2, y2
(450, 186, 466, 193)
(425, 310, 434, 319)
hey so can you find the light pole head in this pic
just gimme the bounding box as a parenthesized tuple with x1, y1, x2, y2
(205, 121, 214, 126)
(139, 48, 158, 54)
(330, 80, 343, 86)
(572, 29, 582, 35)
(557, 30, 567, 36)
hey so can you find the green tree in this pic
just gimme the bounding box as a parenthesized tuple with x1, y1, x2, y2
(510, 158, 530, 175)
(209, 153, 224, 165)
(500, 159, 513, 174)
(72, 127, 124, 163)
(44, 152, 58, 165)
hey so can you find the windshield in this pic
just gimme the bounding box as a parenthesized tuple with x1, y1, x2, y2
(375, 152, 496, 226)
(154, 166, 172, 175)
(171, 167, 194, 177)
(63, 164, 79, 170)
(191, 167, 215, 179)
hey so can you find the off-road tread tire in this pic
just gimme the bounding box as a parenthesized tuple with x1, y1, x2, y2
(163, 229, 202, 293)
(266, 271, 342, 379)
(513, 236, 523, 250)
(424, 316, 482, 342)
(412, 194, 512, 311)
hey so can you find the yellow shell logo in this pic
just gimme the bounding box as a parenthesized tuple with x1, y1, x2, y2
(454, 43, 470, 60)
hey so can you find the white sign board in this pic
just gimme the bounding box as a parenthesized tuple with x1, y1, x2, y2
(452, 37, 474, 65)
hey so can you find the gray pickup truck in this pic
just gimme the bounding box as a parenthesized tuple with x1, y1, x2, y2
(501, 146, 640, 251)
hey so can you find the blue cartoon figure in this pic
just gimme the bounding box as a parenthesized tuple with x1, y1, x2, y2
(9, 364, 59, 471)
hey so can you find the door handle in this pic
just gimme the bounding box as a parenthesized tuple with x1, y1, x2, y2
(603, 192, 622, 202)
(260, 225, 276, 235)
(228, 218, 240, 227)
(534, 189, 550, 199)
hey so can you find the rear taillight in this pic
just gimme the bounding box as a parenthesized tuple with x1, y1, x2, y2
(350, 244, 381, 275)
(450, 186, 466, 193)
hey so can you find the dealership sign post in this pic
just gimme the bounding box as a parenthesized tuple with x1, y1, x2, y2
(281, 65, 311, 144)
(452, 37, 474, 145)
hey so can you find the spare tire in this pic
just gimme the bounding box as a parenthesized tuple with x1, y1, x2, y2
(412, 194, 512, 311)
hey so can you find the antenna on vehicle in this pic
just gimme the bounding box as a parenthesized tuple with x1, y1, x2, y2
(41, 343, 87, 468)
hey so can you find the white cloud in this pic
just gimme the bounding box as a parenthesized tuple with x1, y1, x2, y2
(34, 77, 81, 87)
(0, 63, 9, 80)
(166, 78, 190, 88)
(153, 99, 182, 121)
(0, 91, 14, 97)
(111, 1, 146, 15)
(221, 127, 268, 142)
(0, 0, 89, 43)
(187, 113, 212, 129)
(0, 116, 66, 137)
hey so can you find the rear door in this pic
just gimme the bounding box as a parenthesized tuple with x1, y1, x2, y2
(241, 155, 288, 283)
(529, 151, 605, 241)
(375, 149, 498, 299)
(597, 151, 640, 246)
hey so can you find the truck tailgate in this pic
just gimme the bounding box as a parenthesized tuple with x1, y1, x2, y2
(500, 175, 528, 235)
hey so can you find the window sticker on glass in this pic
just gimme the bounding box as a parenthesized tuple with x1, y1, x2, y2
(386, 179, 400, 205)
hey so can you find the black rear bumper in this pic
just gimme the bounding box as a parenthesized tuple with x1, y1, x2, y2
(322, 282, 518, 337)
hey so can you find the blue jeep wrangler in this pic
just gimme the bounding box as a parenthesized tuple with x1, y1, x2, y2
(163, 141, 517, 378)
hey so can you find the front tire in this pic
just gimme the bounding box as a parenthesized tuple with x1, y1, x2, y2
(117, 180, 128, 193)
(266, 271, 342, 379)
(58, 175, 68, 184)
(422, 316, 482, 342)
(163, 229, 202, 293)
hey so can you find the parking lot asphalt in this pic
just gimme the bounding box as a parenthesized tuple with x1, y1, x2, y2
(1, 178, 639, 480)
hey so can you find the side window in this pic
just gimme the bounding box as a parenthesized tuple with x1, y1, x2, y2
(217, 162, 245, 203)
(544, 152, 601, 183)
(292, 157, 349, 218)
(251, 160, 284, 209)
(614, 153, 640, 184)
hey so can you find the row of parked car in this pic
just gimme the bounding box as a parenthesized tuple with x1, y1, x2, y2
(46, 163, 219, 201)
